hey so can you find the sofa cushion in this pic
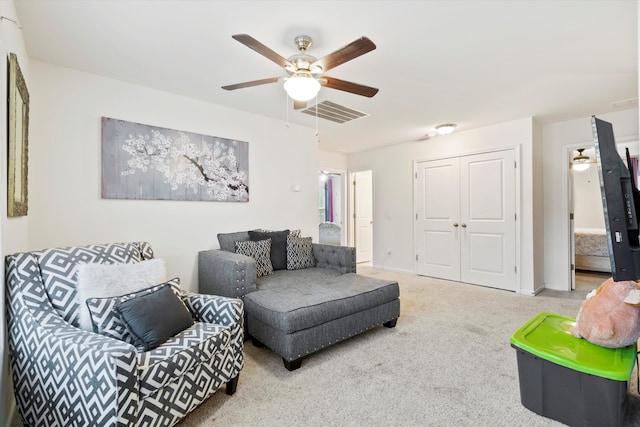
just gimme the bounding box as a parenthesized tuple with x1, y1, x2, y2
(137, 322, 231, 397)
(115, 284, 194, 351)
(256, 267, 341, 290)
(235, 239, 273, 277)
(286, 235, 315, 270)
(245, 273, 399, 333)
(87, 278, 182, 346)
(249, 229, 289, 270)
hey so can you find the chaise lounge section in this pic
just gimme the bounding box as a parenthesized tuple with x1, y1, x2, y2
(198, 230, 400, 370)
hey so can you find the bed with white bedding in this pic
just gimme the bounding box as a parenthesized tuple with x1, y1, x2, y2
(574, 227, 611, 272)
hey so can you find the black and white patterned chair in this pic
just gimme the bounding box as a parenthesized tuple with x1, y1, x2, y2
(5, 242, 244, 427)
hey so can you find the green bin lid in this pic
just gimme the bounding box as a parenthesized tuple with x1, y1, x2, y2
(510, 312, 637, 381)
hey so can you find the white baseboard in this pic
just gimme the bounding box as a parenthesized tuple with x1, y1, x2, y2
(369, 264, 415, 275)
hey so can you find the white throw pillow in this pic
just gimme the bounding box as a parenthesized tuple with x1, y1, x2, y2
(75, 258, 167, 330)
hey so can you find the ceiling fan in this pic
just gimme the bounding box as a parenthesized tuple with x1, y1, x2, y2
(222, 34, 379, 109)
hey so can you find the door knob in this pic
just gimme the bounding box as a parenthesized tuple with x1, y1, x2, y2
(461, 223, 467, 228)
(453, 223, 459, 227)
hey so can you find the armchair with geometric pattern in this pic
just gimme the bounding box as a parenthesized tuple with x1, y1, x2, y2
(5, 242, 243, 427)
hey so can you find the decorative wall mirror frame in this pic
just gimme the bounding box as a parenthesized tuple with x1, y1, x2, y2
(8, 52, 29, 217)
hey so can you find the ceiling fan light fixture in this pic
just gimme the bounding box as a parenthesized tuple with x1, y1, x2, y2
(224, 34, 378, 103)
(572, 162, 590, 172)
(572, 148, 591, 171)
(436, 123, 457, 135)
(284, 73, 321, 101)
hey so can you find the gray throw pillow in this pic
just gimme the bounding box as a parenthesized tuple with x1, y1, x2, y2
(114, 283, 194, 351)
(249, 229, 289, 270)
(86, 278, 181, 345)
(217, 231, 250, 252)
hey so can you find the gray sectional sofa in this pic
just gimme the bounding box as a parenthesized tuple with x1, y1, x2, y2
(198, 229, 400, 370)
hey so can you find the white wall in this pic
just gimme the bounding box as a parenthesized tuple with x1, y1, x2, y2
(542, 108, 639, 290)
(573, 165, 606, 230)
(1, 1, 30, 424)
(27, 60, 320, 292)
(318, 149, 348, 171)
(347, 117, 540, 293)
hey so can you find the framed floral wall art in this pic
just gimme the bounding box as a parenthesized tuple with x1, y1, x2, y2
(101, 117, 249, 202)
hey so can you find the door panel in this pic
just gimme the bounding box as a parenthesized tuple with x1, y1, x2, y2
(416, 149, 516, 291)
(467, 159, 505, 220)
(354, 170, 373, 263)
(460, 151, 516, 290)
(416, 158, 460, 280)
(424, 165, 455, 219)
(467, 233, 505, 273)
(424, 230, 457, 266)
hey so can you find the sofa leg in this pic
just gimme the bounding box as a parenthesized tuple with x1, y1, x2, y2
(384, 318, 398, 328)
(252, 337, 265, 348)
(283, 357, 302, 371)
(226, 375, 239, 395)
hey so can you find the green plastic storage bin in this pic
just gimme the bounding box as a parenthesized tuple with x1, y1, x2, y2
(510, 312, 637, 426)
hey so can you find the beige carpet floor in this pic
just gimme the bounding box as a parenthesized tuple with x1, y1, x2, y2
(178, 268, 640, 426)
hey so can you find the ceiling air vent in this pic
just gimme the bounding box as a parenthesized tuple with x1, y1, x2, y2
(300, 100, 369, 124)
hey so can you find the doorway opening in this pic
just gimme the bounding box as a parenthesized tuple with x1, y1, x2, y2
(349, 170, 373, 264)
(567, 138, 639, 292)
(318, 170, 345, 245)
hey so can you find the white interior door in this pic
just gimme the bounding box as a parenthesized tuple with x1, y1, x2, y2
(354, 170, 373, 263)
(459, 150, 516, 290)
(415, 149, 516, 291)
(569, 158, 576, 290)
(415, 158, 461, 280)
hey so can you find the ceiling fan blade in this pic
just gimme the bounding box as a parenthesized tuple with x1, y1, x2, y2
(293, 100, 307, 110)
(232, 34, 292, 69)
(321, 77, 379, 98)
(312, 37, 376, 73)
(222, 77, 279, 91)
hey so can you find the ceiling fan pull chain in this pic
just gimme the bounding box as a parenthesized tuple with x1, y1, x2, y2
(285, 93, 290, 128)
(315, 95, 319, 139)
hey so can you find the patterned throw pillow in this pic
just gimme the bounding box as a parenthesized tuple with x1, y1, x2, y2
(286, 235, 315, 270)
(86, 277, 182, 346)
(235, 239, 273, 277)
(289, 229, 302, 237)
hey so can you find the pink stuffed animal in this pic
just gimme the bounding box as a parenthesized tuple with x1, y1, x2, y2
(570, 278, 640, 348)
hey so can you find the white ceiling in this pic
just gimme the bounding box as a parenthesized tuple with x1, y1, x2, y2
(13, 0, 639, 154)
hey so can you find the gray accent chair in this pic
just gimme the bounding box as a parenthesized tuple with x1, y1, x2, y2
(6, 242, 244, 427)
(198, 231, 400, 370)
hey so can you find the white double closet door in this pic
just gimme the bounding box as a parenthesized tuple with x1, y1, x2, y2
(415, 149, 516, 291)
